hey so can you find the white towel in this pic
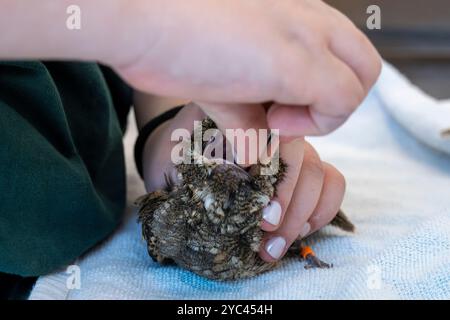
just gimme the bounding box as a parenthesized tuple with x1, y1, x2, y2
(29, 63, 450, 300)
(377, 62, 450, 155)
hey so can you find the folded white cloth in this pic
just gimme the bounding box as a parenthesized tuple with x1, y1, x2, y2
(377, 62, 450, 155)
(29, 62, 450, 300)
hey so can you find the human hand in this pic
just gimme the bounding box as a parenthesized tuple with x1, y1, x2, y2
(2, 0, 380, 136)
(114, 0, 381, 137)
(258, 138, 346, 262)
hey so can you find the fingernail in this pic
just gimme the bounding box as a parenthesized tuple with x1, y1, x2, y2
(262, 201, 282, 226)
(265, 236, 286, 260)
(300, 223, 311, 238)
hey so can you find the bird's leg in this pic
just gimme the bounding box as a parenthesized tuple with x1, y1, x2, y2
(286, 209, 353, 269)
(300, 246, 332, 269)
(289, 240, 332, 269)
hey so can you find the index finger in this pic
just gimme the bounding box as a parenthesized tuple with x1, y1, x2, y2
(260, 137, 304, 231)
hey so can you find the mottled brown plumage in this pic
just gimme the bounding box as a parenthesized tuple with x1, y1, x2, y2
(136, 118, 354, 280)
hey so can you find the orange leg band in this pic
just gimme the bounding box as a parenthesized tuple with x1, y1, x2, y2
(300, 246, 315, 259)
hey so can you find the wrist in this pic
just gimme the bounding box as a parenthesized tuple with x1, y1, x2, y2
(134, 106, 184, 179)
(72, 0, 159, 66)
(141, 120, 171, 190)
(101, 0, 165, 68)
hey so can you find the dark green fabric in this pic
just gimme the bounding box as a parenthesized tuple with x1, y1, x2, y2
(0, 61, 131, 276)
(0, 272, 37, 300)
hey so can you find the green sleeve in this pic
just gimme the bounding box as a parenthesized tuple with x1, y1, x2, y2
(0, 61, 129, 276)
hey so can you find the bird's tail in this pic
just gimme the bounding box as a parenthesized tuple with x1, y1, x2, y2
(330, 210, 355, 232)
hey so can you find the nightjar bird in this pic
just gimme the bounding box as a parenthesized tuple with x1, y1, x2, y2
(136, 117, 354, 280)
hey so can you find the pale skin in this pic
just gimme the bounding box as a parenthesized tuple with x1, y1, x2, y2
(1, 0, 381, 261)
